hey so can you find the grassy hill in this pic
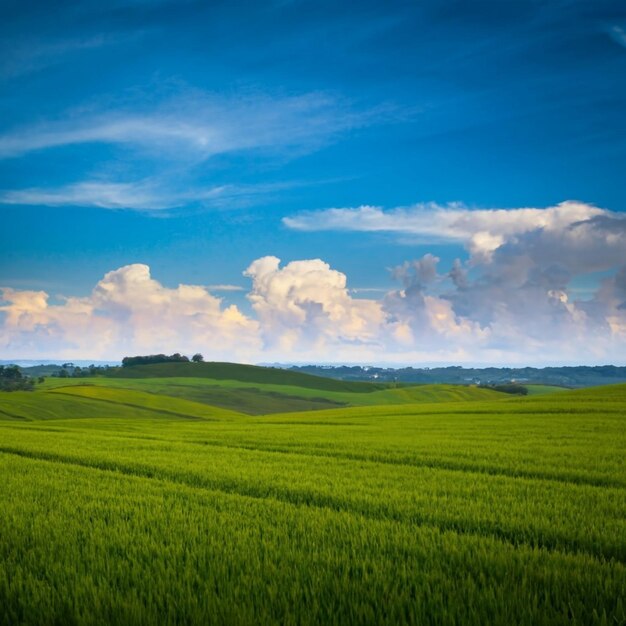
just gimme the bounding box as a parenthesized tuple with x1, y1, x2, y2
(42, 364, 504, 415)
(524, 384, 569, 395)
(105, 361, 388, 392)
(0, 381, 624, 624)
(0, 386, 242, 422)
(6, 359, 506, 419)
(49, 379, 345, 416)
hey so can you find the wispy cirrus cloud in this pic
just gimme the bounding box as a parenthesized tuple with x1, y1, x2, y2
(0, 33, 144, 81)
(0, 181, 172, 211)
(609, 25, 626, 48)
(0, 179, 295, 212)
(0, 90, 391, 160)
(206, 284, 245, 292)
(350, 287, 390, 294)
(0, 85, 404, 214)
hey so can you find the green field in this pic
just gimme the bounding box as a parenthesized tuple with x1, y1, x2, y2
(525, 384, 569, 396)
(0, 365, 624, 625)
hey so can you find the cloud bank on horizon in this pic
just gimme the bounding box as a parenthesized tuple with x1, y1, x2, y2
(2, 202, 625, 365)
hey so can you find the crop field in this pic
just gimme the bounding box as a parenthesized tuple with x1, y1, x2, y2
(0, 367, 624, 625)
(39, 376, 505, 415)
(524, 384, 569, 396)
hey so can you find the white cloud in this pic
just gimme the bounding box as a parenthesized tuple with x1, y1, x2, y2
(382, 254, 489, 351)
(0, 33, 142, 81)
(0, 91, 379, 160)
(0, 180, 292, 211)
(350, 287, 390, 294)
(0, 264, 260, 360)
(206, 284, 246, 292)
(244, 256, 386, 354)
(284, 201, 614, 262)
(0, 182, 173, 211)
(1, 243, 626, 364)
(0, 89, 387, 212)
(282, 201, 626, 363)
(610, 25, 626, 48)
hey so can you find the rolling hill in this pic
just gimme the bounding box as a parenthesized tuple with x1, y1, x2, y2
(39, 361, 506, 415)
(0, 386, 242, 422)
(104, 361, 387, 392)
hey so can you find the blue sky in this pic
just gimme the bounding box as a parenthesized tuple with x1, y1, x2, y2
(1, 0, 626, 364)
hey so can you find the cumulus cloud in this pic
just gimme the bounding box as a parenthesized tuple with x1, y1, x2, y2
(0, 259, 393, 363)
(0, 264, 260, 360)
(382, 254, 489, 352)
(449, 259, 468, 290)
(241, 255, 498, 362)
(283, 201, 626, 363)
(244, 256, 385, 354)
(2, 235, 626, 364)
(390, 253, 440, 290)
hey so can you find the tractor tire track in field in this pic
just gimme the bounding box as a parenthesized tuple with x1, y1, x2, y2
(1, 445, 624, 565)
(32, 425, 620, 490)
(183, 438, 626, 490)
(4, 420, 620, 489)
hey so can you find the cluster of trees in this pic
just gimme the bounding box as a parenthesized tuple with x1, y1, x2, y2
(480, 383, 529, 395)
(45, 354, 206, 379)
(53, 364, 113, 378)
(121, 353, 204, 367)
(290, 364, 626, 387)
(0, 365, 41, 392)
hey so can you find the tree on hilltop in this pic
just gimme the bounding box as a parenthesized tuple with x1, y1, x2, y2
(121, 353, 191, 367)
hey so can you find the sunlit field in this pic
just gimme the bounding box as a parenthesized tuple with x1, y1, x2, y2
(0, 367, 624, 625)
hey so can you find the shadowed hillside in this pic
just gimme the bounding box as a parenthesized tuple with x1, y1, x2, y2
(106, 361, 389, 393)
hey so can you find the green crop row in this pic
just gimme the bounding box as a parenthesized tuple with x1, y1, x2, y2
(1, 455, 624, 626)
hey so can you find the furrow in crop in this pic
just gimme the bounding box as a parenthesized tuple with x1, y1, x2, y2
(61, 428, 620, 490)
(187, 439, 626, 489)
(0, 445, 622, 565)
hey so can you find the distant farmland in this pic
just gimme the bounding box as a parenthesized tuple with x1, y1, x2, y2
(0, 364, 624, 625)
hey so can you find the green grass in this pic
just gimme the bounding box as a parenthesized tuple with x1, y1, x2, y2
(525, 384, 569, 396)
(0, 378, 624, 625)
(42, 377, 349, 414)
(0, 386, 242, 422)
(104, 361, 389, 392)
(41, 374, 504, 415)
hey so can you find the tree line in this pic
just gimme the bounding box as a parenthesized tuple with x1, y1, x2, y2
(50, 353, 206, 379)
(479, 382, 529, 395)
(121, 353, 204, 367)
(0, 365, 42, 391)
